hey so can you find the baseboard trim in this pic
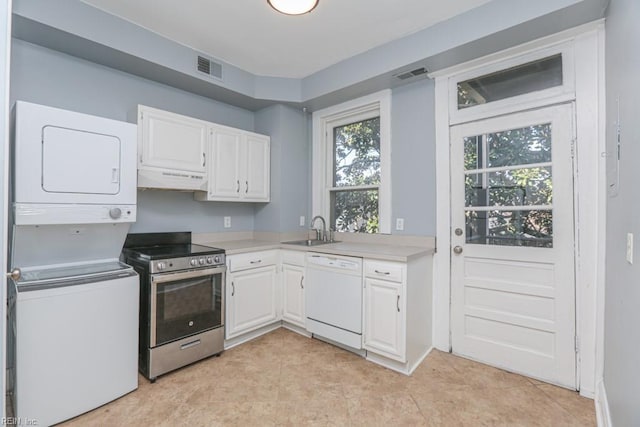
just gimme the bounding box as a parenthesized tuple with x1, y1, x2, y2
(595, 380, 612, 427)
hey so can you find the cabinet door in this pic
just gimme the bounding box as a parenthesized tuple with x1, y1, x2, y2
(226, 265, 278, 339)
(282, 264, 305, 328)
(209, 127, 243, 199)
(244, 134, 270, 201)
(140, 107, 206, 173)
(364, 278, 406, 362)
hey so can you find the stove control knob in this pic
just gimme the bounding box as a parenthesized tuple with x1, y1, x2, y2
(109, 207, 122, 219)
(206, 257, 213, 264)
(214, 255, 221, 264)
(190, 259, 198, 267)
(199, 257, 205, 265)
(157, 262, 166, 271)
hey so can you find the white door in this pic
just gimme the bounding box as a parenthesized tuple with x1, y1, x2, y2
(450, 104, 576, 388)
(140, 107, 206, 173)
(226, 266, 278, 338)
(42, 126, 121, 195)
(363, 278, 405, 362)
(282, 264, 305, 327)
(244, 134, 270, 201)
(209, 127, 242, 199)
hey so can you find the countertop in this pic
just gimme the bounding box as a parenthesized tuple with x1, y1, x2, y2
(200, 239, 434, 262)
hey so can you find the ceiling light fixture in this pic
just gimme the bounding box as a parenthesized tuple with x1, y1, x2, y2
(267, 0, 319, 15)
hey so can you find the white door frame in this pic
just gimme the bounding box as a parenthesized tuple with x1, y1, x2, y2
(1, 0, 12, 418)
(431, 21, 606, 398)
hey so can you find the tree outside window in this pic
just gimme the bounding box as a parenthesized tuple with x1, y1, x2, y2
(330, 117, 380, 233)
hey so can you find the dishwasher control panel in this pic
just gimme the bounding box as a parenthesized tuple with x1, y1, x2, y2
(306, 253, 362, 272)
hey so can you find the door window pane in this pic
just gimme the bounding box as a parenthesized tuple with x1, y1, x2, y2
(457, 54, 563, 109)
(330, 189, 378, 233)
(333, 117, 381, 187)
(465, 167, 552, 207)
(464, 124, 552, 170)
(465, 209, 553, 248)
(462, 121, 555, 248)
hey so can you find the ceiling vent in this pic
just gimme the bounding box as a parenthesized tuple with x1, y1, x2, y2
(394, 67, 428, 81)
(197, 55, 223, 80)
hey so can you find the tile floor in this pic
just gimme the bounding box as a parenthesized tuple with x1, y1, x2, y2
(62, 328, 596, 426)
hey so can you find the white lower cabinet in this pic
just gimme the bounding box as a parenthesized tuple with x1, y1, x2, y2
(364, 277, 406, 362)
(282, 264, 305, 327)
(363, 257, 432, 374)
(222, 248, 432, 375)
(226, 251, 279, 339)
(281, 250, 306, 328)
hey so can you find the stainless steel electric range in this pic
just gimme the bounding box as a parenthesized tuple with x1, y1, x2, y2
(121, 232, 225, 382)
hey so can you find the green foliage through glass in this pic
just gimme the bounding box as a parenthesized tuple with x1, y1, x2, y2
(463, 123, 554, 248)
(331, 117, 381, 233)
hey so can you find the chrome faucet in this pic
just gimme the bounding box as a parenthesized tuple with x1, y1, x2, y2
(310, 215, 327, 242)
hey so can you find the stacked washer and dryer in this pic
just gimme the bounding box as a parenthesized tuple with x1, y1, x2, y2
(8, 101, 139, 426)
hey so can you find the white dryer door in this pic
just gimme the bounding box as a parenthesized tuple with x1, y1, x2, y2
(42, 125, 121, 195)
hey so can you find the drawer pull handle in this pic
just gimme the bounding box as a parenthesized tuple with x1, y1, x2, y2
(236, 180, 240, 193)
(231, 281, 235, 296)
(397, 295, 400, 312)
(250, 260, 262, 264)
(375, 270, 391, 275)
(245, 180, 249, 193)
(300, 276, 304, 289)
(181, 339, 201, 350)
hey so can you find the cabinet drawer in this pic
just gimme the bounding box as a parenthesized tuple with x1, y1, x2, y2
(228, 250, 278, 272)
(364, 260, 404, 282)
(281, 250, 306, 267)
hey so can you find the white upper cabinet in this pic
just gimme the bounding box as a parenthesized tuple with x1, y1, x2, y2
(137, 105, 208, 191)
(209, 127, 243, 199)
(195, 125, 270, 202)
(244, 134, 270, 201)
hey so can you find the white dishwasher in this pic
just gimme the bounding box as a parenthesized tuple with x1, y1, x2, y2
(305, 253, 363, 349)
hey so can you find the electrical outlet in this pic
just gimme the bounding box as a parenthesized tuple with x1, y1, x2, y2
(627, 232, 633, 264)
(396, 218, 405, 231)
(300, 216, 306, 227)
(224, 216, 231, 229)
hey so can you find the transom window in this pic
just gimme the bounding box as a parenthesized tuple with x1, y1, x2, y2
(312, 91, 391, 234)
(457, 54, 563, 110)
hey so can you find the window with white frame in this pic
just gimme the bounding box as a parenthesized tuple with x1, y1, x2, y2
(312, 90, 391, 234)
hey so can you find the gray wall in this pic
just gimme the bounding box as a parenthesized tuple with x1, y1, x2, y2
(254, 104, 310, 233)
(9, 39, 438, 238)
(391, 79, 436, 236)
(604, 0, 640, 424)
(9, 39, 257, 233)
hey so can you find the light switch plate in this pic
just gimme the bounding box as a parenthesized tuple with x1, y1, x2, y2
(627, 232, 633, 264)
(396, 218, 405, 231)
(224, 216, 231, 229)
(300, 216, 306, 226)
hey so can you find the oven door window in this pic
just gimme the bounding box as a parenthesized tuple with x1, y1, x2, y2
(154, 274, 222, 346)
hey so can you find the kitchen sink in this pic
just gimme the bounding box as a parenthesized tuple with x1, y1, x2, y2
(282, 239, 338, 247)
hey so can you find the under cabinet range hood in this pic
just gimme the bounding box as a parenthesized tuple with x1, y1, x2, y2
(137, 168, 207, 191)
(136, 105, 208, 191)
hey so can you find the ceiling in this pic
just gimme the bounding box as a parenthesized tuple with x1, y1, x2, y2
(80, 0, 492, 79)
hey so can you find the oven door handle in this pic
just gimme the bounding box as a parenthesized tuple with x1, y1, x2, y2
(151, 266, 226, 284)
